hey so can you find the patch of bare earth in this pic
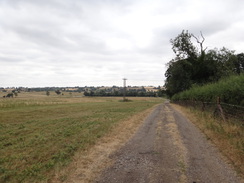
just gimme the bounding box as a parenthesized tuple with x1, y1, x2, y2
(51, 105, 159, 183)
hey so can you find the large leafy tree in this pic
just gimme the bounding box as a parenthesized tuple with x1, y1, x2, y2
(165, 30, 239, 97)
(165, 30, 205, 97)
(170, 30, 198, 60)
(165, 59, 193, 97)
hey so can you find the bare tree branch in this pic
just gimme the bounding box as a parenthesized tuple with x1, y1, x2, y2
(192, 31, 207, 54)
(200, 31, 205, 43)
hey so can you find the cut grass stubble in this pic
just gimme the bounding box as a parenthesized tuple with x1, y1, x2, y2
(0, 95, 163, 182)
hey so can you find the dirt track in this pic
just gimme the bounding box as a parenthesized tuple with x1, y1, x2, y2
(95, 101, 243, 183)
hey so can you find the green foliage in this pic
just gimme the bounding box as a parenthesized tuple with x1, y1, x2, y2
(165, 59, 193, 97)
(84, 89, 158, 97)
(165, 30, 242, 97)
(157, 88, 167, 97)
(236, 53, 244, 74)
(55, 90, 62, 95)
(172, 74, 244, 106)
(46, 91, 50, 96)
(5, 93, 14, 98)
(13, 92, 18, 97)
(170, 30, 198, 60)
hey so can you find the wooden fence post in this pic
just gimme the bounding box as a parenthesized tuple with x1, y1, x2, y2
(217, 97, 226, 122)
(201, 101, 205, 111)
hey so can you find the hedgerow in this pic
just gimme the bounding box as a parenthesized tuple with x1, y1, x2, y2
(172, 74, 244, 106)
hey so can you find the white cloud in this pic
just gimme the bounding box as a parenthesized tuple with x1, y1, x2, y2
(0, 0, 243, 87)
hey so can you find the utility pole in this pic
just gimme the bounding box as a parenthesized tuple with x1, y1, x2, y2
(123, 78, 127, 101)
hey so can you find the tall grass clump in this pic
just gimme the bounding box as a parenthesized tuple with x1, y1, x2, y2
(172, 74, 244, 106)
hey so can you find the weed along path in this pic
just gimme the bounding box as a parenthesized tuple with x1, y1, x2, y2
(95, 101, 243, 183)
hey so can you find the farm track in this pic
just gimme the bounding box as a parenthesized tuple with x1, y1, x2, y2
(95, 101, 243, 183)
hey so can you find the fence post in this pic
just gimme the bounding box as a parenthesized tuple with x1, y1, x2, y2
(194, 99, 197, 109)
(217, 97, 226, 122)
(201, 101, 205, 111)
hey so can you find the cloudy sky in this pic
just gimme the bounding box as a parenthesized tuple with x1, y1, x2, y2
(0, 0, 243, 87)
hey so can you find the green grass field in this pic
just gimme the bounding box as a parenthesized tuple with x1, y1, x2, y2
(0, 92, 163, 182)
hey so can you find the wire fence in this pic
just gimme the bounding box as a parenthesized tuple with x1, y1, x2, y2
(173, 98, 244, 124)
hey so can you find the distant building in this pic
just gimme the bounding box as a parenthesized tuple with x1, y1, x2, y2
(64, 88, 79, 92)
(144, 86, 158, 93)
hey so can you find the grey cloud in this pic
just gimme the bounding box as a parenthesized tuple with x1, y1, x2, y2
(0, 56, 24, 63)
(0, 0, 243, 87)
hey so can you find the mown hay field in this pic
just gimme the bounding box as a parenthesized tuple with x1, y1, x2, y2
(0, 92, 164, 182)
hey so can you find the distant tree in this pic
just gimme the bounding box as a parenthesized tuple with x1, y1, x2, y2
(6, 93, 14, 98)
(138, 91, 146, 97)
(90, 91, 94, 96)
(84, 91, 89, 96)
(170, 30, 198, 61)
(98, 90, 106, 96)
(157, 89, 166, 97)
(141, 86, 146, 92)
(13, 92, 18, 97)
(55, 90, 62, 95)
(114, 90, 119, 96)
(165, 59, 193, 97)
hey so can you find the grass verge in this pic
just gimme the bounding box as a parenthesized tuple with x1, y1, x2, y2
(172, 104, 244, 177)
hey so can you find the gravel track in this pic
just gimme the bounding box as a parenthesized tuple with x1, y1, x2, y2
(95, 101, 243, 183)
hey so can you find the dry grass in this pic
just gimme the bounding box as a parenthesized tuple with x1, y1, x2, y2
(171, 104, 244, 177)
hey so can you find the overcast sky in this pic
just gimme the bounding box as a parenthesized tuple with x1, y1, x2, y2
(0, 0, 243, 87)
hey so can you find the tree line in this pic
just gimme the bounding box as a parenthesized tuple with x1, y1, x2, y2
(164, 30, 244, 97)
(84, 90, 162, 97)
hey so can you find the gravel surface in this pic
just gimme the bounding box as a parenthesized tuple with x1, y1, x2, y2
(95, 101, 243, 183)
